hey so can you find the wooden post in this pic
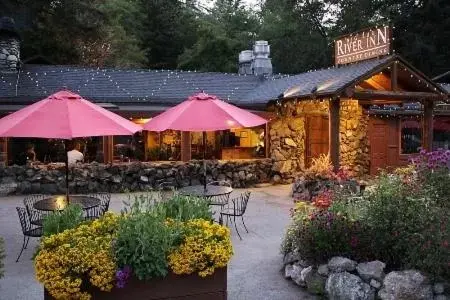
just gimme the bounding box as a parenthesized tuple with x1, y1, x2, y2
(265, 122, 270, 158)
(103, 136, 113, 163)
(329, 98, 340, 172)
(180, 131, 191, 162)
(422, 101, 434, 151)
(391, 62, 398, 91)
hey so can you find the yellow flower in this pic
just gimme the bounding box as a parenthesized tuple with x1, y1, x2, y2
(168, 219, 233, 277)
(35, 213, 119, 299)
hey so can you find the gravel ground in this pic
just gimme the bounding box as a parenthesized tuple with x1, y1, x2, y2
(0, 185, 316, 300)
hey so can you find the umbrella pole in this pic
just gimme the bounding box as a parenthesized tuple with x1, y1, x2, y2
(203, 131, 207, 192)
(64, 139, 70, 202)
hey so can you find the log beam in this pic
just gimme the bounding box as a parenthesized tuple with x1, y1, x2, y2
(353, 90, 443, 101)
(180, 131, 191, 162)
(329, 98, 340, 172)
(422, 101, 434, 152)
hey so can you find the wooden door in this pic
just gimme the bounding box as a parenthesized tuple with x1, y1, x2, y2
(369, 119, 388, 174)
(306, 116, 329, 167)
(369, 118, 401, 174)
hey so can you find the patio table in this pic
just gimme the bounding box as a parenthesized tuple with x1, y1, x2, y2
(179, 185, 233, 200)
(33, 195, 100, 212)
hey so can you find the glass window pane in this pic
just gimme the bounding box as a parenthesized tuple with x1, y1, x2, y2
(401, 119, 422, 154)
(433, 117, 450, 150)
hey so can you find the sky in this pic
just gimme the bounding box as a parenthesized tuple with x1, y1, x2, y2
(199, 0, 262, 10)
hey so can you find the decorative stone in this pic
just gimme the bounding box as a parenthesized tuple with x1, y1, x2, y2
(139, 175, 149, 183)
(434, 283, 445, 295)
(326, 272, 375, 300)
(0, 53, 6, 59)
(6, 54, 17, 61)
(284, 264, 294, 279)
(291, 264, 304, 286)
(378, 270, 433, 300)
(305, 269, 326, 295)
(318, 264, 329, 276)
(370, 279, 382, 289)
(283, 251, 300, 265)
(356, 260, 386, 282)
(328, 256, 357, 273)
(284, 138, 297, 147)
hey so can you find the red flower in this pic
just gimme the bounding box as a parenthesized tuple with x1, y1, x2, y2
(350, 235, 358, 248)
(442, 240, 449, 248)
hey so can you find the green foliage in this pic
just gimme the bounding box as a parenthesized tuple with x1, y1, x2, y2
(0, 237, 5, 279)
(363, 174, 449, 278)
(156, 194, 213, 222)
(283, 172, 450, 279)
(42, 204, 84, 237)
(115, 193, 212, 280)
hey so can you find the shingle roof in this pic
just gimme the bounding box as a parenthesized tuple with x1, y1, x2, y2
(241, 56, 393, 104)
(0, 54, 445, 108)
(0, 64, 264, 106)
(439, 83, 450, 94)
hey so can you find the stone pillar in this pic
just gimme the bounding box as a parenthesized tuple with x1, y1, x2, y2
(0, 18, 20, 72)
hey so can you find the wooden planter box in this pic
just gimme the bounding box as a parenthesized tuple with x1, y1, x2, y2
(44, 268, 227, 300)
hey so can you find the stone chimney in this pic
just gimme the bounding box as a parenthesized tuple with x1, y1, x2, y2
(238, 41, 272, 76)
(0, 17, 20, 72)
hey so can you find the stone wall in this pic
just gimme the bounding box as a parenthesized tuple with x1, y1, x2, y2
(0, 159, 273, 195)
(0, 35, 19, 72)
(269, 99, 370, 178)
(339, 100, 370, 176)
(283, 254, 449, 299)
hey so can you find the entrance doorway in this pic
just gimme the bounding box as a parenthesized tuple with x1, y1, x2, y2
(305, 115, 329, 167)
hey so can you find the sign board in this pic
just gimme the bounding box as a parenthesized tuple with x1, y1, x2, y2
(334, 26, 391, 65)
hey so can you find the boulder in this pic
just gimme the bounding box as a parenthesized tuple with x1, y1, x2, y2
(326, 272, 375, 300)
(356, 260, 386, 282)
(291, 264, 304, 286)
(284, 264, 294, 279)
(378, 270, 433, 300)
(283, 251, 300, 265)
(370, 279, 382, 290)
(318, 264, 329, 276)
(305, 269, 326, 295)
(328, 256, 357, 273)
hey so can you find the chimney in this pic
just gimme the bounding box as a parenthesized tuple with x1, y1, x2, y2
(0, 17, 20, 72)
(252, 41, 272, 76)
(238, 50, 253, 75)
(238, 41, 273, 76)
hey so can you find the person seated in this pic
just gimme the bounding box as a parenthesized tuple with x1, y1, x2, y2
(15, 143, 36, 165)
(67, 142, 84, 164)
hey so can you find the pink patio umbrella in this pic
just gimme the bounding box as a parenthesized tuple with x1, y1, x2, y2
(0, 89, 142, 196)
(143, 92, 267, 190)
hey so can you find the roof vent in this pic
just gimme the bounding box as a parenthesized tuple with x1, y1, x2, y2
(237, 41, 272, 76)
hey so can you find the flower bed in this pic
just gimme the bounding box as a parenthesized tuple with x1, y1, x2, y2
(35, 194, 233, 300)
(283, 150, 450, 298)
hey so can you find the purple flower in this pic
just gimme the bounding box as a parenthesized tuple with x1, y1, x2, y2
(115, 266, 132, 289)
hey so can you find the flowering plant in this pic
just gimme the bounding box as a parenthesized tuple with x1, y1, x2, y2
(168, 219, 233, 277)
(312, 190, 333, 210)
(35, 212, 119, 300)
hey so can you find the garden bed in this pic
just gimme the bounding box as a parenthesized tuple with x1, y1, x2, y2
(44, 268, 227, 300)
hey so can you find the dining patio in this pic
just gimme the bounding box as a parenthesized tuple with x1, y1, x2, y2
(0, 185, 317, 300)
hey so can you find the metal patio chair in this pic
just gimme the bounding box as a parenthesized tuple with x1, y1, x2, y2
(157, 181, 177, 201)
(16, 207, 42, 262)
(85, 192, 111, 220)
(220, 191, 251, 240)
(23, 194, 49, 226)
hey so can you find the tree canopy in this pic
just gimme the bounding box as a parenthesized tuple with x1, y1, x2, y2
(1, 0, 449, 76)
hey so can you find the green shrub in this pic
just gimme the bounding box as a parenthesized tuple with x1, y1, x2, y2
(363, 174, 449, 278)
(43, 204, 84, 236)
(156, 194, 212, 222)
(115, 197, 181, 280)
(0, 237, 5, 279)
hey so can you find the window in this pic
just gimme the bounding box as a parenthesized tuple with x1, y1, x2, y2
(433, 117, 450, 150)
(401, 119, 422, 154)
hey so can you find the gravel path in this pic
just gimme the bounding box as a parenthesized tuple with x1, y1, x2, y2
(0, 185, 316, 300)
